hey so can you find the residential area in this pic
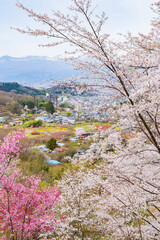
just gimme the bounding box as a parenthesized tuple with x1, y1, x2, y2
(0, 84, 114, 168)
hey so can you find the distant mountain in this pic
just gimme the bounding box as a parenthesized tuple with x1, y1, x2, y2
(0, 56, 78, 88)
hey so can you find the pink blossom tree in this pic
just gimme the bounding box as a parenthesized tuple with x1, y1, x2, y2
(0, 131, 25, 180)
(0, 131, 60, 240)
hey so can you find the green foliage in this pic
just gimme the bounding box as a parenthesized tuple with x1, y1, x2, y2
(0, 82, 46, 96)
(51, 141, 90, 163)
(0, 82, 20, 92)
(46, 137, 57, 150)
(59, 102, 73, 109)
(39, 98, 46, 102)
(19, 149, 49, 175)
(19, 99, 35, 109)
(6, 101, 22, 114)
(46, 166, 65, 184)
(55, 90, 62, 94)
(66, 111, 72, 117)
(25, 120, 42, 127)
(45, 101, 55, 114)
(100, 238, 113, 240)
(19, 149, 70, 185)
(38, 102, 45, 107)
(56, 147, 77, 162)
(53, 142, 90, 162)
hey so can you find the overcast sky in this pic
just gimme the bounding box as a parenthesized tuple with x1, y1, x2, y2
(0, 0, 156, 58)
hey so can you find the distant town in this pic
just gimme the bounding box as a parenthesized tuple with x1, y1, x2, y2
(0, 81, 118, 164)
(0, 81, 121, 125)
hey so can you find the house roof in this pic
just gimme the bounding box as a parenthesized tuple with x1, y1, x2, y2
(62, 147, 68, 150)
(54, 147, 64, 152)
(48, 160, 62, 165)
(77, 148, 87, 153)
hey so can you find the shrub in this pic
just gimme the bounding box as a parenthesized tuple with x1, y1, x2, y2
(25, 120, 42, 127)
(66, 111, 72, 117)
(19, 149, 49, 175)
(59, 102, 74, 109)
(46, 137, 57, 150)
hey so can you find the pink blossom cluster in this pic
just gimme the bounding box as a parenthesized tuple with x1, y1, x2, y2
(0, 131, 60, 239)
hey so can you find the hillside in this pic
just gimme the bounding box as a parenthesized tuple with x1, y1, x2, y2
(0, 90, 39, 116)
(0, 82, 46, 96)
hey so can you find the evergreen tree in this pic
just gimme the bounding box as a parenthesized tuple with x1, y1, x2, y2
(45, 101, 55, 114)
(46, 137, 57, 150)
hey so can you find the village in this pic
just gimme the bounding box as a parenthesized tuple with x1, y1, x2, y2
(0, 87, 115, 167)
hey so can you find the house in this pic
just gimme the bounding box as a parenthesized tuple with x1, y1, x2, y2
(68, 119, 76, 124)
(54, 147, 64, 153)
(36, 145, 50, 152)
(35, 114, 49, 122)
(70, 136, 80, 142)
(55, 116, 63, 122)
(77, 148, 87, 154)
(21, 113, 26, 117)
(35, 116, 44, 121)
(62, 119, 69, 124)
(0, 117, 5, 123)
(62, 147, 68, 150)
(81, 133, 91, 137)
(79, 135, 85, 140)
(9, 120, 22, 126)
(57, 142, 65, 147)
(5, 116, 12, 121)
(24, 105, 28, 111)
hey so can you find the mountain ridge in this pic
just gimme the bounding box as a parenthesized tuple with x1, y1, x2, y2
(0, 56, 78, 88)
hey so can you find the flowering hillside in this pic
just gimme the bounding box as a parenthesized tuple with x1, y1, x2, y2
(0, 0, 159, 239)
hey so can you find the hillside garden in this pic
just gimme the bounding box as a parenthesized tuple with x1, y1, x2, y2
(0, 0, 160, 239)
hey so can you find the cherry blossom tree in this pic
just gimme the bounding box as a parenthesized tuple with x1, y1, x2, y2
(0, 131, 60, 240)
(14, 1, 160, 239)
(75, 127, 86, 136)
(15, 0, 160, 152)
(56, 128, 160, 239)
(54, 168, 110, 239)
